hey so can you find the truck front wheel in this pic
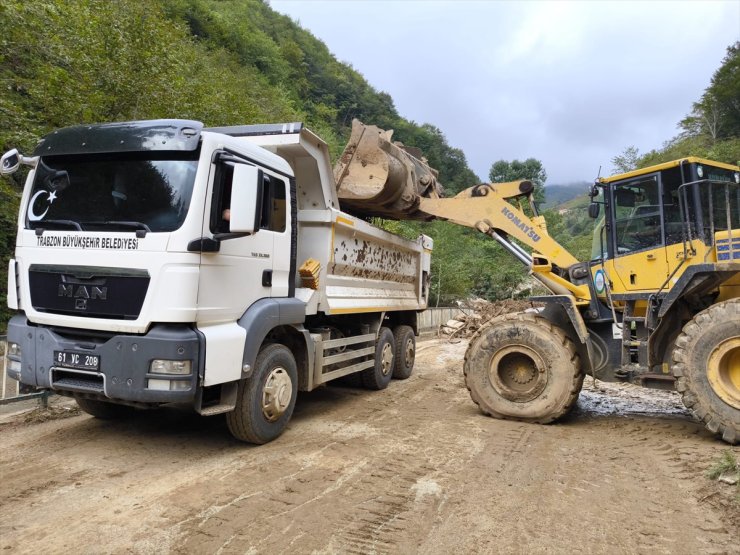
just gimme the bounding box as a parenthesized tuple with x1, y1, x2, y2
(673, 299, 740, 444)
(226, 344, 298, 444)
(464, 312, 583, 423)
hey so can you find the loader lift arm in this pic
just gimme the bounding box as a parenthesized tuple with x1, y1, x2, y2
(419, 182, 591, 304)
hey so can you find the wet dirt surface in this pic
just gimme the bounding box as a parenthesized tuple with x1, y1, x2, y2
(0, 339, 738, 554)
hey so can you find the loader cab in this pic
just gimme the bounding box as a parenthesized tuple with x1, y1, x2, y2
(590, 157, 740, 293)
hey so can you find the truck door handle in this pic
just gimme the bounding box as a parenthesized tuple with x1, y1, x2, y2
(262, 270, 272, 287)
(646, 253, 656, 260)
(187, 237, 220, 252)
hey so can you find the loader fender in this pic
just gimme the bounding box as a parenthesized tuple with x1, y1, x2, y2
(530, 295, 597, 375)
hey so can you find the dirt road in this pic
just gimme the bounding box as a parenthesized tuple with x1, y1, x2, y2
(1, 339, 738, 554)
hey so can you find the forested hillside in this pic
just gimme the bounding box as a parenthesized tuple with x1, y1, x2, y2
(0, 0, 486, 324)
(1, 2, 737, 327)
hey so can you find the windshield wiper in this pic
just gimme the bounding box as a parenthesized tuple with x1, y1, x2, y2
(86, 221, 151, 237)
(31, 219, 83, 234)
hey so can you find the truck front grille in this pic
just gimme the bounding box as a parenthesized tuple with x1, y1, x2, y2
(29, 265, 149, 320)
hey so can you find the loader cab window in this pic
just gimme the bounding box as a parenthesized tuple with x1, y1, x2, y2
(590, 186, 607, 261)
(661, 166, 692, 246)
(698, 166, 740, 237)
(612, 175, 662, 255)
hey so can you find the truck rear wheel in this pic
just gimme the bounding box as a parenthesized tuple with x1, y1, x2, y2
(226, 344, 298, 444)
(392, 325, 416, 379)
(75, 397, 134, 419)
(464, 312, 583, 423)
(673, 299, 740, 444)
(362, 327, 395, 390)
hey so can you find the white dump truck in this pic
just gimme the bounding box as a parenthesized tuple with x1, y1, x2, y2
(1, 119, 433, 443)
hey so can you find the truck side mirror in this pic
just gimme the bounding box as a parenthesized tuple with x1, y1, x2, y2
(588, 202, 600, 219)
(228, 164, 261, 233)
(1, 149, 21, 175)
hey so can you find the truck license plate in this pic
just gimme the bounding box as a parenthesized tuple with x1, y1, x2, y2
(54, 350, 100, 371)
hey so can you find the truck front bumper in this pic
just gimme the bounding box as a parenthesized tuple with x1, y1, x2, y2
(6, 315, 203, 405)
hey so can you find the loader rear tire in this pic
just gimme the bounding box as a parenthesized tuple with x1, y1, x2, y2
(672, 299, 740, 445)
(75, 397, 134, 420)
(463, 312, 583, 423)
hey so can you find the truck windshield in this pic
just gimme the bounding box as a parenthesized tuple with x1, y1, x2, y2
(25, 152, 199, 232)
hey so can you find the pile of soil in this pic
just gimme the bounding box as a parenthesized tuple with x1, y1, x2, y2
(439, 299, 538, 339)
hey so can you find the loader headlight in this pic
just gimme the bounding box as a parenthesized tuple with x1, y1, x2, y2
(734, 172, 739, 184)
(150, 359, 192, 375)
(697, 165, 704, 178)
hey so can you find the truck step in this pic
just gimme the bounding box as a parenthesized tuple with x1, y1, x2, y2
(198, 403, 236, 416)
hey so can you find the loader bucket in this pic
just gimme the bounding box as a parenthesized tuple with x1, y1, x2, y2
(333, 119, 443, 219)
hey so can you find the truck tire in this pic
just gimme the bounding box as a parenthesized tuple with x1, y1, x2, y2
(673, 299, 740, 445)
(362, 327, 395, 390)
(392, 325, 416, 380)
(75, 397, 134, 419)
(464, 312, 583, 423)
(226, 344, 298, 444)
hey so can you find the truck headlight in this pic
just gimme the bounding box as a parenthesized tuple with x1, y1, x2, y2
(150, 359, 192, 375)
(8, 342, 21, 357)
(6, 342, 21, 375)
(147, 379, 191, 391)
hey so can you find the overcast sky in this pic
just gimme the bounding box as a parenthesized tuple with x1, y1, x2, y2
(271, 0, 739, 185)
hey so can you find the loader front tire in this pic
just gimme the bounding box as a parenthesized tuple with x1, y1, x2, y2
(464, 312, 583, 423)
(227, 344, 298, 444)
(673, 299, 740, 445)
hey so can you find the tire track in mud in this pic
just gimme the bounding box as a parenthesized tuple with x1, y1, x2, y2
(170, 341, 481, 554)
(612, 417, 739, 545)
(2, 339, 738, 554)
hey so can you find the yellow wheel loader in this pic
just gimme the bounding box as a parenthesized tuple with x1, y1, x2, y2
(336, 121, 740, 444)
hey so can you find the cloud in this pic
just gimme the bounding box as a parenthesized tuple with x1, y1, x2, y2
(272, 0, 740, 183)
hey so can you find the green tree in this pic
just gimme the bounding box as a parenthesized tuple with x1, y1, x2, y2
(488, 158, 547, 203)
(611, 146, 640, 174)
(680, 42, 740, 142)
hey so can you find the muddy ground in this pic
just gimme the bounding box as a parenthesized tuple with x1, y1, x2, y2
(1, 338, 738, 554)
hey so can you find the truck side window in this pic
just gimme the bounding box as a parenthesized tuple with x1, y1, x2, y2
(261, 175, 286, 233)
(210, 162, 234, 234)
(210, 163, 286, 235)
